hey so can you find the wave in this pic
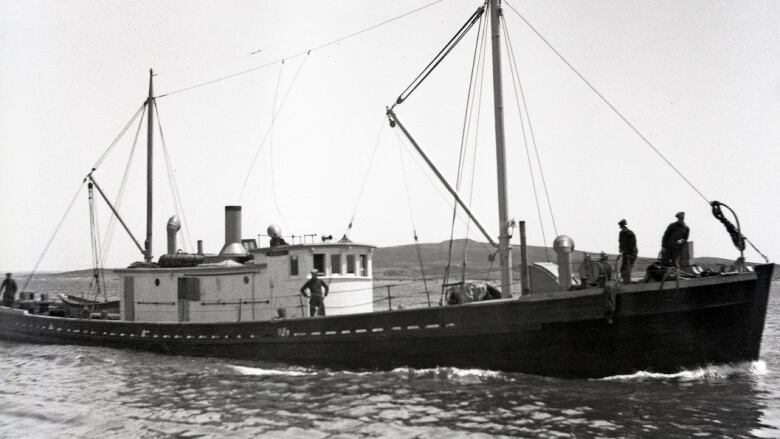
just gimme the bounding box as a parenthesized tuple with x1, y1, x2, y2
(388, 366, 508, 382)
(228, 364, 313, 376)
(599, 360, 767, 381)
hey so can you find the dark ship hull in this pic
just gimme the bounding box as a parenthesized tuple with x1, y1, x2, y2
(0, 264, 772, 378)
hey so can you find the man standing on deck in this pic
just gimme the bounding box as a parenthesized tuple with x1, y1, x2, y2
(300, 269, 329, 317)
(662, 212, 690, 267)
(618, 219, 638, 283)
(1, 273, 18, 307)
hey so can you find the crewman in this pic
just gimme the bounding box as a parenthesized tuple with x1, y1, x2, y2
(662, 212, 690, 267)
(300, 269, 329, 317)
(599, 252, 613, 284)
(1, 273, 18, 307)
(618, 219, 638, 283)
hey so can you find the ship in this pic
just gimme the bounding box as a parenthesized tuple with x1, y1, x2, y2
(0, 0, 774, 379)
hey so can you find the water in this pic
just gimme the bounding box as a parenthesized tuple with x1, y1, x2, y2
(1, 280, 779, 438)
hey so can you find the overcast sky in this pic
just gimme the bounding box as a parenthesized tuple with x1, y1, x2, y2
(1, 0, 778, 272)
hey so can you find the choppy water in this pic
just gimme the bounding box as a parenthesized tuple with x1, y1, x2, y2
(1, 280, 778, 438)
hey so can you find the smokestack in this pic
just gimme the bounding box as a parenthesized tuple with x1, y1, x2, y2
(553, 235, 575, 291)
(220, 205, 249, 257)
(197, 240, 203, 255)
(225, 206, 242, 247)
(166, 216, 181, 255)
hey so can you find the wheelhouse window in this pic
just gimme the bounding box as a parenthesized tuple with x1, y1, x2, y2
(313, 253, 325, 274)
(331, 254, 342, 275)
(290, 256, 299, 276)
(346, 254, 356, 274)
(360, 254, 368, 276)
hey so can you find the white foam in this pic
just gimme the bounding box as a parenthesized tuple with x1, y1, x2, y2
(600, 361, 767, 381)
(390, 366, 506, 380)
(229, 365, 312, 376)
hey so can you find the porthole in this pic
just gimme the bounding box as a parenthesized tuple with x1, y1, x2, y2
(243, 275, 249, 284)
(155, 278, 160, 286)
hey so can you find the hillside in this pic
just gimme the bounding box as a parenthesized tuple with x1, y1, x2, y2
(372, 239, 758, 280)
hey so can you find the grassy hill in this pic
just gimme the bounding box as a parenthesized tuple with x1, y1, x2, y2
(373, 238, 762, 281)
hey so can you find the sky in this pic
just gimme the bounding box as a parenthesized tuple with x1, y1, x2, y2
(1, 0, 778, 272)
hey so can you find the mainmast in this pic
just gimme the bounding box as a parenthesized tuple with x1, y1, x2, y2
(144, 69, 154, 263)
(489, 0, 513, 297)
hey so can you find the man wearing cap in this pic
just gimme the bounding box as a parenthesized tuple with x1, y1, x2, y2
(618, 219, 637, 283)
(1, 273, 17, 307)
(300, 269, 329, 317)
(662, 212, 690, 267)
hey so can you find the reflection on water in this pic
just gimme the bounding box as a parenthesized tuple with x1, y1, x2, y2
(0, 281, 778, 438)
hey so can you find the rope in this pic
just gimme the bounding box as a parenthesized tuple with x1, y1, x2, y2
(341, 117, 386, 242)
(393, 129, 495, 257)
(269, 60, 287, 226)
(155, 101, 193, 253)
(20, 180, 86, 295)
(502, 16, 558, 236)
(444, 11, 486, 288)
(99, 104, 146, 265)
(460, 18, 490, 285)
(396, 126, 430, 298)
(710, 200, 770, 263)
(504, 0, 709, 204)
(500, 15, 551, 261)
(157, 0, 448, 99)
(238, 52, 310, 202)
(92, 103, 146, 170)
(745, 238, 769, 264)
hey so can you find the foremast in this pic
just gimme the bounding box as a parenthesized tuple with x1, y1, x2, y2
(145, 69, 154, 263)
(488, 0, 513, 298)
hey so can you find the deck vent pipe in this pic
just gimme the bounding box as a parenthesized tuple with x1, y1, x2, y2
(197, 240, 203, 255)
(553, 235, 575, 290)
(166, 216, 181, 255)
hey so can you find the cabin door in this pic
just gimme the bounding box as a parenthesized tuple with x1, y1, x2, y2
(123, 277, 135, 321)
(177, 277, 200, 322)
(177, 296, 190, 322)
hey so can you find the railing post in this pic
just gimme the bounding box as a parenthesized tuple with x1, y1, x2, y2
(298, 295, 306, 317)
(386, 285, 392, 311)
(425, 288, 431, 308)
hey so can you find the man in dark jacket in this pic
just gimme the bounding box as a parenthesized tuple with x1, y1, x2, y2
(300, 269, 329, 317)
(1, 273, 17, 307)
(662, 212, 690, 267)
(618, 219, 638, 283)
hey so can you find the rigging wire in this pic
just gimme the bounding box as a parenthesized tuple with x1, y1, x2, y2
(503, 0, 710, 204)
(500, 15, 552, 261)
(443, 11, 486, 288)
(99, 104, 146, 266)
(395, 130, 430, 300)
(461, 48, 488, 284)
(20, 180, 87, 295)
(155, 100, 193, 253)
(157, 0, 448, 99)
(394, 3, 486, 106)
(92, 103, 146, 170)
(460, 14, 491, 285)
(269, 60, 288, 226)
(87, 182, 107, 302)
(501, 15, 558, 237)
(341, 117, 386, 241)
(238, 52, 310, 202)
(392, 128, 494, 253)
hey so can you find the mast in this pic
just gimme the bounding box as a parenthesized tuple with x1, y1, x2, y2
(489, 0, 513, 297)
(144, 69, 154, 263)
